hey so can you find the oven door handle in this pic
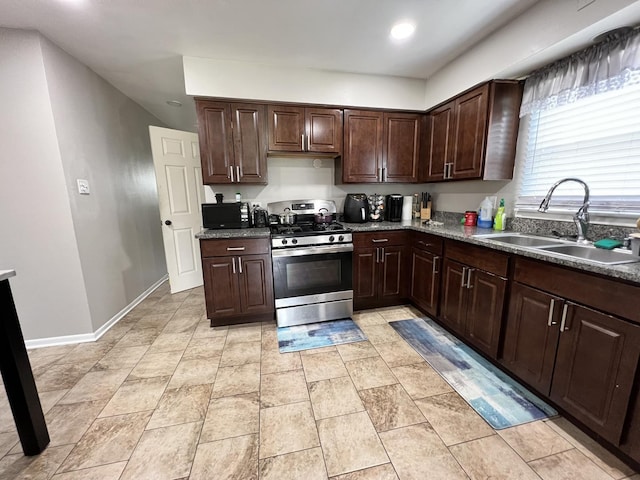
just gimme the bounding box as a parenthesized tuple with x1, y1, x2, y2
(271, 244, 354, 257)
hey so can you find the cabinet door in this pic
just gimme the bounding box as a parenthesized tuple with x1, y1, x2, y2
(451, 84, 488, 179)
(410, 248, 440, 317)
(353, 247, 378, 310)
(197, 101, 234, 184)
(383, 112, 421, 183)
(306, 108, 342, 154)
(440, 259, 467, 336)
(426, 103, 454, 182)
(232, 103, 267, 184)
(379, 245, 405, 303)
(502, 283, 561, 394)
(203, 257, 241, 318)
(343, 109, 384, 183)
(551, 303, 640, 445)
(465, 269, 507, 358)
(268, 105, 305, 152)
(237, 254, 274, 315)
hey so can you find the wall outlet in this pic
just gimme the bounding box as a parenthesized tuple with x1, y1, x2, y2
(252, 202, 262, 208)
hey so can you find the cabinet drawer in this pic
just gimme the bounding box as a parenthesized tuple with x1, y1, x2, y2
(445, 240, 508, 277)
(200, 237, 270, 257)
(412, 232, 443, 255)
(354, 230, 407, 247)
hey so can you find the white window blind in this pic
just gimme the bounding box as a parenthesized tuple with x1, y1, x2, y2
(516, 82, 640, 216)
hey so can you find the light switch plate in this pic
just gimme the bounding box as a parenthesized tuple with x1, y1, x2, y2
(77, 179, 90, 195)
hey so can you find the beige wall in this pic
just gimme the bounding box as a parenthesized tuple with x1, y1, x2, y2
(0, 29, 93, 340)
(0, 28, 168, 342)
(40, 37, 168, 333)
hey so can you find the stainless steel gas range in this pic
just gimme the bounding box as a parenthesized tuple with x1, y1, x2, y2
(268, 199, 353, 328)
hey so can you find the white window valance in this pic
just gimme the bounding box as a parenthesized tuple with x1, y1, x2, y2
(519, 27, 640, 117)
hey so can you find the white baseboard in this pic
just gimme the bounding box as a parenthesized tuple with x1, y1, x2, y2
(26, 275, 169, 349)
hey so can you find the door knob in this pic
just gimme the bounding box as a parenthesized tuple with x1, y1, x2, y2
(164, 220, 172, 226)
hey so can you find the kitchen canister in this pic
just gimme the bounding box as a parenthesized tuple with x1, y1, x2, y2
(402, 196, 413, 221)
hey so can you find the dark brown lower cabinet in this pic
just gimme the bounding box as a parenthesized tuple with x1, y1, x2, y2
(551, 303, 640, 445)
(201, 238, 274, 326)
(353, 231, 407, 310)
(502, 283, 561, 393)
(503, 280, 640, 446)
(440, 257, 506, 358)
(409, 247, 441, 317)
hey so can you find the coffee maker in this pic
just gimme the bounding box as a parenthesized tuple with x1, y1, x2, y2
(385, 194, 403, 222)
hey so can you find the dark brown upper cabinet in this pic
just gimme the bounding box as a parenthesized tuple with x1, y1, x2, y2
(267, 105, 342, 155)
(196, 99, 268, 185)
(341, 109, 422, 183)
(422, 80, 523, 182)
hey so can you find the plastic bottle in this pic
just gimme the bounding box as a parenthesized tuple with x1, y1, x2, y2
(235, 192, 241, 203)
(478, 197, 493, 228)
(493, 198, 506, 230)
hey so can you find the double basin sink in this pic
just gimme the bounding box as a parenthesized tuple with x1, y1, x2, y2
(472, 233, 640, 265)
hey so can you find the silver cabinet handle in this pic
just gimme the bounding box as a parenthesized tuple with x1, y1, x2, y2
(375, 247, 379, 264)
(547, 298, 556, 326)
(380, 247, 385, 263)
(560, 303, 569, 332)
(226, 246, 246, 251)
(236, 166, 241, 181)
(231, 257, 236, 274)
(302, 134, 305, 151)
(378, 167, 382, 181)
(432, 256, 440, 275)
(372, 239, 389, 243)
(229, 165, 234, 182)
(306, 132, 310, 151)
(461, 267, 468, 288)
(466, 268, 473, 289)
(418, 241, 431, 247)
(237, 257, 243, 274)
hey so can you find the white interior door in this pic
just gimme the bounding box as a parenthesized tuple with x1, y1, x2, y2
(149, 126, 204, 293)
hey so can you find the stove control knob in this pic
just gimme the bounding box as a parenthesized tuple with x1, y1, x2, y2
(338, 235, 344, 242)
(281, 239, 288, 245)
(291, 238, 298, 244)
(329, 236, 335, 242)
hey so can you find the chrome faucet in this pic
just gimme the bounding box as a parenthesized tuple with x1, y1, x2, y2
(538, 178, 591, 244)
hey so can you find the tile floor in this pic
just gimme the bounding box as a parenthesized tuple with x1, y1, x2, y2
(1, 283, 638, 479)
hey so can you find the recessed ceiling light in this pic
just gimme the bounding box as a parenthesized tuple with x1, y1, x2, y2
(390, 22, 416, 40)
(166, 100, 182, 107)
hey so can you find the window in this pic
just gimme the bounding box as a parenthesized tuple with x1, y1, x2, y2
(516, 82, 640, 218)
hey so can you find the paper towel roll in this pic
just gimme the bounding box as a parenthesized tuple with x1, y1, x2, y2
(402, 196, 413, 221)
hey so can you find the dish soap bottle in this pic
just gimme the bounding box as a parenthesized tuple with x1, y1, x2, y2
(478, 196, 493, 228)
(493, 198, 506, 230)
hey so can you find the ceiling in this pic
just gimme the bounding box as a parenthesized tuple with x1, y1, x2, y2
(0, 0, 558, 131)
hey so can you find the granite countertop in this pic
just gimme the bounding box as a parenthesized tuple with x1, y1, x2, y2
(343, 219, 640, 285)
(0, 270, 16, 282)
(193, 222, 640, 284)
(196, 227, 271, 239)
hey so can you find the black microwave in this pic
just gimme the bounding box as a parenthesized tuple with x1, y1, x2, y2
(202, 202, 251, 229)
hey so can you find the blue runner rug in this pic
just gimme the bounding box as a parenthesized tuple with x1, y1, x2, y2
(278, 318, 367, 353)
(390, 317, 557, 429)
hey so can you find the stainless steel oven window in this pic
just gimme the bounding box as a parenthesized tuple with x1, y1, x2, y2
(272, 250, 353, 299)
(285, 259, 341, 290)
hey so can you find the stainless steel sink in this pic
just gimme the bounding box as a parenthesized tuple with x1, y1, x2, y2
(473, 233, 569, 248)
(536, 244, 640, 265)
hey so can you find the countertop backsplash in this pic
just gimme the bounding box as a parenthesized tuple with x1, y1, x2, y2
(432, 211, 635, 241)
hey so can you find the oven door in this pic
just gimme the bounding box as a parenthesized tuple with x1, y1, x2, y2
(271, 244, 353, 301)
